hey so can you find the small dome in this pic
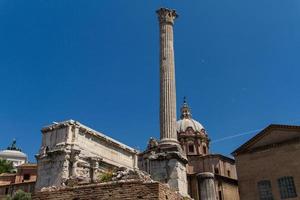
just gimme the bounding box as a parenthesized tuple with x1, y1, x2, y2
(177, 118, 204, 133)
(0, 150, 27, 159)
(0, 139, 27, 159)
(177, 97, 205, 133)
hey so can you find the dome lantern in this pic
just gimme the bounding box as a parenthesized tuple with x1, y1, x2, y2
(180, 97, 192, 119)
(177, 97, 205, 133)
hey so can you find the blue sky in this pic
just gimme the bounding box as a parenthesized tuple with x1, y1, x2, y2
(0, 0, 300, 162)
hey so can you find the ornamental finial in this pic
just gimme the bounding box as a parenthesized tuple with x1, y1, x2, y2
(183, 96, 187, 104)
(180, 97, 192, 119)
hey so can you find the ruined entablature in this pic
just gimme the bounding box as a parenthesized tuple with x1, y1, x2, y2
(41, 120, 138, 155)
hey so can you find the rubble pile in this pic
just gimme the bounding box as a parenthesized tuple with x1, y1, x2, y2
(112, 167, 153, 183)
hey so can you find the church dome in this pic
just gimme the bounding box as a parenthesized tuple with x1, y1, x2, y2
(177, 118, 204, 133)
(0, 149, 27, 159)
(176, 97, 205, 133)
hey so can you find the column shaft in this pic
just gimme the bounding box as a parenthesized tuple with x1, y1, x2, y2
(197, 172, 217, 200)
(157, 8, 178, 144)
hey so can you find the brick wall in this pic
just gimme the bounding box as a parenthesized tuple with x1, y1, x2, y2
(33, 180, 185, 200)
(236, 140, 300, 200)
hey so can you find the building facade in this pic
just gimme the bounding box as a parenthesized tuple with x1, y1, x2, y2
(0, 163, 37, 198)
(35, 120, 138, 190)
(232, 124, 300, 200)
(177, 99, 239, 200)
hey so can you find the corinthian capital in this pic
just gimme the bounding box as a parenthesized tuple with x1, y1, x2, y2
(156, 8, 178, 24)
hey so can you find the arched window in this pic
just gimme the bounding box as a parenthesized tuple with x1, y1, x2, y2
(257, 180, 274, 200)
(278, 176, 297, 199)
(227, 170, 231, 177)
(203, 146, 207, 154)
(188, 144, 194, 153)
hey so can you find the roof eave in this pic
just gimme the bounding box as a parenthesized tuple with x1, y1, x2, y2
(231, 124, 300, 156)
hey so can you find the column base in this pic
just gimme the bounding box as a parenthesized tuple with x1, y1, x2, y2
(159, 138, 180, 145)
(138, 139, 189, 197)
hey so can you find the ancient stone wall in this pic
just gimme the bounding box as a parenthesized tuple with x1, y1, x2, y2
(32, 181, 185, 200)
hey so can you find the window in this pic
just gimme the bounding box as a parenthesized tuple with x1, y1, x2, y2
(203, 146, 207, 154)
(23, 174, 30, 181)
(188, 144, 194, 153)
(214, 167, 219, 174)
(218, 181, 222, 187)
(227, 170, 231, 177)
(278, 176, 297, 199)
(257, 180, 274, 200)
(218, 191, 223, 200)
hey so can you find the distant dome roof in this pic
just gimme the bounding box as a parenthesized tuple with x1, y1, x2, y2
(0, 149, 27, 159)
(176, 97, 205, 133)
(0, 139, 27, 159)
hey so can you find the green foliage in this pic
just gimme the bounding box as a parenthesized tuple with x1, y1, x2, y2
(98, 170, 113, 182)
(0, 159, 14, 174)
(5, 190, 31, 200)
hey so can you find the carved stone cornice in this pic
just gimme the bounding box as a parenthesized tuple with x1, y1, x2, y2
(41, 120, 139, 154)
(41, 120, 76, 133)
(178, 133, 209, 142)
(140, 144, 188, 164)
(246, 136, 300, 154)
(232, 124, 300, 156)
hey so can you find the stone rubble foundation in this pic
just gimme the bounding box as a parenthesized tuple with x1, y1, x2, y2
(33, 180, 189, 200)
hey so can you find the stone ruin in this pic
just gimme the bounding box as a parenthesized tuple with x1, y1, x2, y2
(35, 120, 139, 191)
(111, 167, 153, 182)
(40, 167, 154, 192)
(35, 166, 191, 200)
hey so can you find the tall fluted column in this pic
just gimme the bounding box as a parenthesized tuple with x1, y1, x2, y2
(157, 8, 178, 145)
(137, 8, 188, 197)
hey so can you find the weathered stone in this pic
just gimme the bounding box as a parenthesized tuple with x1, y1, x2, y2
(35, 120, 139, 191)
(139, 141, 189, 197)
(197, 172, 217, 200)
(33, 181, 188, 200)
(138, 8, 188, 197)
(157, 7, 179, 146)
(111, 167, 153, 183)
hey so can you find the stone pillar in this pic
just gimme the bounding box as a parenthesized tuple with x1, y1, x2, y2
(197, 172, 217, 200)
(138, 8, 188, 197)
(157, 8, 179, 145)
(89, 157, 102, 183)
